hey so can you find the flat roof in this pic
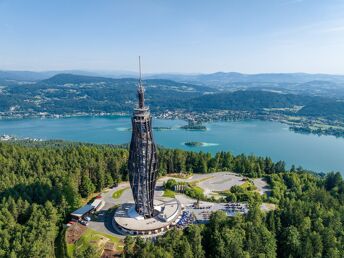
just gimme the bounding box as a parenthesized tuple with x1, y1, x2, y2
(114, 198, 181, 232)
(91, 199, 102, 208)
(71, 204, 94, 217)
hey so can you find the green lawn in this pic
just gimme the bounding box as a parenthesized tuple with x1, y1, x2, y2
(112, 187, 129, 199)
(66, 243, 75, 258)
(185, 185, 205, 200)
(168, 173, 192, 179)
(163, 189, 176, 198)
(66, 227, 123, 258)
(83, 228, 122, 246)
(189, 176, 214, 186)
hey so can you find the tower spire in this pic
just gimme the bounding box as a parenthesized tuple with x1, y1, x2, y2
(138, 56, 145, 108)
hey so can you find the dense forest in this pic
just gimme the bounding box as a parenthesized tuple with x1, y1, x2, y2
(124, 171, 344, 258)
(179, 90, 314, 111)
(0, 142, 128, 257)
(0, 141, 343, 257)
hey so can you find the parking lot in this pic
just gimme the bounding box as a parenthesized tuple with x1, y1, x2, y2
(182, 200, 249, 223)
(175, 210, 194, 228)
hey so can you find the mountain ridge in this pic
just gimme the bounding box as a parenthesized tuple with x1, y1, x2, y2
(2, 70, 344, 84)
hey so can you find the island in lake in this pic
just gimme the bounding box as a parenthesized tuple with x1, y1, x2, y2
(184, 141, 204, 147)
(153, 126, 173, 131)
(180, 120, 207, 130)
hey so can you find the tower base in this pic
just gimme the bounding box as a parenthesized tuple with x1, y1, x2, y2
(113, 198, 182, 236)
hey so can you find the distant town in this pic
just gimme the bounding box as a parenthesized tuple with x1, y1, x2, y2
(0, 134, 42, 142)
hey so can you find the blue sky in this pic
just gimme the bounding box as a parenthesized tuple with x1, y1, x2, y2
(0, 0, 344, 73)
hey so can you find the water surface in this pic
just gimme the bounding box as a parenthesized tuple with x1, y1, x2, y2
(0, 116, 343, 174)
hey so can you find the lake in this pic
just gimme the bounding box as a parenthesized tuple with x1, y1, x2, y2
(0, 116, 343, 174)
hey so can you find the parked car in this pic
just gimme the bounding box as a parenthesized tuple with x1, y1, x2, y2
(79, 220, 89, 226)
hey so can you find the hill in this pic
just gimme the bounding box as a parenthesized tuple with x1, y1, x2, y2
(0, 70, 57, 81)
(298, 101, 344, 119)
(0, 73, 343, 122)
(0, 73, 215, 116)
(180, 90, 318, 111)
(148, 72, 344, 86)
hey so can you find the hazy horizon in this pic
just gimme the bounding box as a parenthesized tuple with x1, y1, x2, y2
(2, 69, 344, 77)
(1, 0, 344, 74)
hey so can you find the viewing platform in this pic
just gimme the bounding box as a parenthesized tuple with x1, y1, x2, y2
(113, 198, 182, 235)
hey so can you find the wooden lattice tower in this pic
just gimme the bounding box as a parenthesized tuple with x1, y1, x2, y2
(128, 57, 158, 218)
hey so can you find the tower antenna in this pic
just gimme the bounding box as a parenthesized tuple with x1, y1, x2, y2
(139, 56, 142, 86)
(137, 56, 145, 108)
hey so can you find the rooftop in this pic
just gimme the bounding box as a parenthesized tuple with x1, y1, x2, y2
(114, 198, 181, 232)
(71, 204, 94, 218)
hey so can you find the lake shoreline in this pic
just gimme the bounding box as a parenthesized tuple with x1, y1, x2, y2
(0, 116, 343, 174)
(1, 111, 342, 139)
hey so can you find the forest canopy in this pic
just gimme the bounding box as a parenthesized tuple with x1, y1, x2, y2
(0, 141, 343, 257)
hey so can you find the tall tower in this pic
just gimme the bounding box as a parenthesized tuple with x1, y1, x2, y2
(128, 57, 158, 218)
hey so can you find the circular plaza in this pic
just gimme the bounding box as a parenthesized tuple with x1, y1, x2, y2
(113, 198, 182, 235)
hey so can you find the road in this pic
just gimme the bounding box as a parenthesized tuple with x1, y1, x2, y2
(88, 182, 130, 239)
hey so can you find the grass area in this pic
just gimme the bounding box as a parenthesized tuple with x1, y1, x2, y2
(192, 185, 204, 193)
(112, 187, 129, 199)
(216, 180, 262, 202)
(87, 228, 122, 247)
(167, 173, 192, 179)
(66, 243, 75, 258)
(73, 229, 103, 256)
(185, 185, 205, 200)
(189, 176, 214, 186)
(215, 180, 255, 196)
(163, 189, 176, 198)
(67, 227, 124, 257)
(241, 180, 257, 191)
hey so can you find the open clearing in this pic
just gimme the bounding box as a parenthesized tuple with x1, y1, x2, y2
(112, 187, 129, 199)
(66, 223, 123, 257)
